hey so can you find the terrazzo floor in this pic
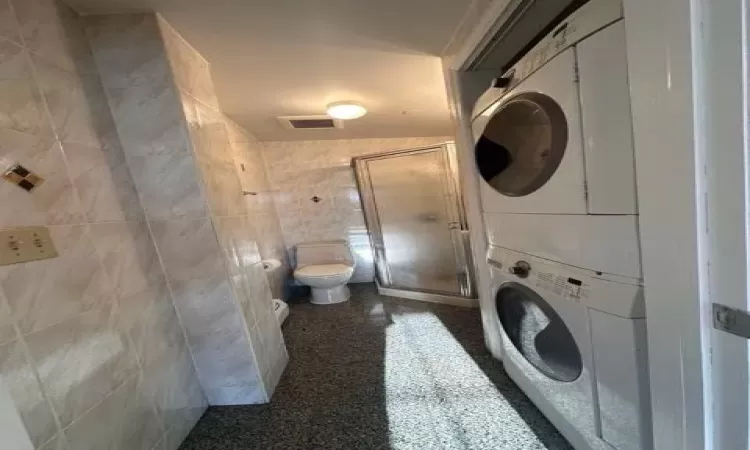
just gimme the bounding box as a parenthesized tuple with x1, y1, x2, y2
(179, 283, 571, 450)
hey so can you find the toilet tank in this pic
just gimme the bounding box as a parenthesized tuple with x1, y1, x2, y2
(295, 240, 353, 267)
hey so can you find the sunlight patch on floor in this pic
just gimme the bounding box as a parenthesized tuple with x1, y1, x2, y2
(384, 311, 550, 450)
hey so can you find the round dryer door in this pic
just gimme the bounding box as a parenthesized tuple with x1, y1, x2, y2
(495, 282, 582, 382)
(475, 92, 568, 197)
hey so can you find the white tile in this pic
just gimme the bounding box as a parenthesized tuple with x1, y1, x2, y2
(149, 218, 225, 283)
(0, 0, 21, 45)
(23, 305, 138, 428)
(89, 221, 164, 299)
(0, 40, 48, 136)
(11, 0, 94, 74)
(62, 374, 162, 450)
(0, 225, 114, 335)
(0, 130, 83, 227)
(0, 338, 59, 447)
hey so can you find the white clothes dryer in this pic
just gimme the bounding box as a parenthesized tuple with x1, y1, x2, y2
(472, 0, 635, 216)
(487, 245, 652, 450)
(473, 0, 642, 280)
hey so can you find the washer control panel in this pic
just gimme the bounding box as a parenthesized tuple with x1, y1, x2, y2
(487, 245, 644, 318)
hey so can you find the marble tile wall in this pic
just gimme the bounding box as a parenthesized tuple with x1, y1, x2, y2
(0, 1, 205, 449)
(86, 12, 287, 407)
(159, 17, 288, 397)
(261, 137, 451, 283)
(225, 119, 290, 301)
(0, 376, 35, 450)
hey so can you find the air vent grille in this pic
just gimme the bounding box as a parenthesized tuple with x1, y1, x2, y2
(289, 118, 335, 129)
(278, 115, 342, 130)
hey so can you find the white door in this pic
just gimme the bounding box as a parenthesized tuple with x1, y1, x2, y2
(698, 0, 750, 448)
(365, 149, 464, 294)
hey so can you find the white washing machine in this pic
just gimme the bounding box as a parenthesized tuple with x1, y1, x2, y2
(487, 245, 652, 450)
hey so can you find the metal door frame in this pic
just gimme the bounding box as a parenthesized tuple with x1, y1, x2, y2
(352, 142, 476, 299)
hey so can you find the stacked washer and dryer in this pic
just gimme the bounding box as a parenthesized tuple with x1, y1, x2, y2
(471, 1, 651, 449)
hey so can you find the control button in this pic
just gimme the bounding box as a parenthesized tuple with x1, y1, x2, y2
(509, 261, 531, 278)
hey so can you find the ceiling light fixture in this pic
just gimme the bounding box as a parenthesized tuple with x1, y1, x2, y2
(326, 102, 367, 120)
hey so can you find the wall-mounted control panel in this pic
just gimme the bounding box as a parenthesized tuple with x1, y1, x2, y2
(2, 163, 45, 192)
(0, 227, 58, 266)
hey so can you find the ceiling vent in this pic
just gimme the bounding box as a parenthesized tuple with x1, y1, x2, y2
(278, 115, 343, 130)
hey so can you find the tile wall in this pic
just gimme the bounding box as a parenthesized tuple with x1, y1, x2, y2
(158, 16, 288, 399)
(261, 137, 451, 283)
(85, 12, 287, 408)
(1, 376, 35, 449)
(224, 120, 289, 301)
(0, 1, 205, 449)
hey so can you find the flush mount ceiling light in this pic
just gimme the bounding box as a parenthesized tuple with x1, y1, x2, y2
(326, 102, 367, 120)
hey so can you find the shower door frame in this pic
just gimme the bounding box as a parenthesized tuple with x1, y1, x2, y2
(352, 142, 476, 302)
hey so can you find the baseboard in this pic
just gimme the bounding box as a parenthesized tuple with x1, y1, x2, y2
(376, 282, 478, 308)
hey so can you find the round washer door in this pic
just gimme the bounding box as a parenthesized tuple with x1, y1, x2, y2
(475, 92, 568, 197)
(495, 281, 582, 382)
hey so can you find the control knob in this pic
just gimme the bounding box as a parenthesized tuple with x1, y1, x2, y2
(509, 261, 531, 278)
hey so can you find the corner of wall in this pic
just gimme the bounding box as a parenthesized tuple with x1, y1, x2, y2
(86, 12, 289, 413)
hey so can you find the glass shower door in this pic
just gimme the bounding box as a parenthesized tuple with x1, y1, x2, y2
(355, 144, 473, 297)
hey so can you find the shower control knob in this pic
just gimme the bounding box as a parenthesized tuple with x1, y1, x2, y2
(509, 261, 531, 278)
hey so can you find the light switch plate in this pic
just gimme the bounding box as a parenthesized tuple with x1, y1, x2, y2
(0, 227, 58, 266)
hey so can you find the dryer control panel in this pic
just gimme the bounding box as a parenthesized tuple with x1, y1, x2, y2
(498, 0, 623, 93)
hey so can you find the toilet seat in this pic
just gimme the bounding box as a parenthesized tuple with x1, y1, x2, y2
(295, 264, 353, 278)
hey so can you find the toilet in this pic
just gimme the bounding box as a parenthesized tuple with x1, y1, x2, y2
(293, 240, 355, 305)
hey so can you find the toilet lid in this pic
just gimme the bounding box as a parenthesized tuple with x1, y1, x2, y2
(295, 264, 353, 278)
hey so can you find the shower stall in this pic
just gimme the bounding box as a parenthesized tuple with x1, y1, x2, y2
(352, 142, 476, 305)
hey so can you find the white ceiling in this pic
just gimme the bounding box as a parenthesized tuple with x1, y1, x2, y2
(67, 0, 473, 141)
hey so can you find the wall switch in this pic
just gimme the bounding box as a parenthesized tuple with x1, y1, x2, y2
(0, 227, 58, 266)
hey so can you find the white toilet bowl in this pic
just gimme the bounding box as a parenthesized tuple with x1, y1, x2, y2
(293, 241, 355, 305)
(295, 264, 354, 304)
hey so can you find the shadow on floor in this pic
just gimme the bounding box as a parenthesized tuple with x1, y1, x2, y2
(179, 283, 571, 450)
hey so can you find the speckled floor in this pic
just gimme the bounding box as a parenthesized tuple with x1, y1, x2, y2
(179, 284, 571, 450)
